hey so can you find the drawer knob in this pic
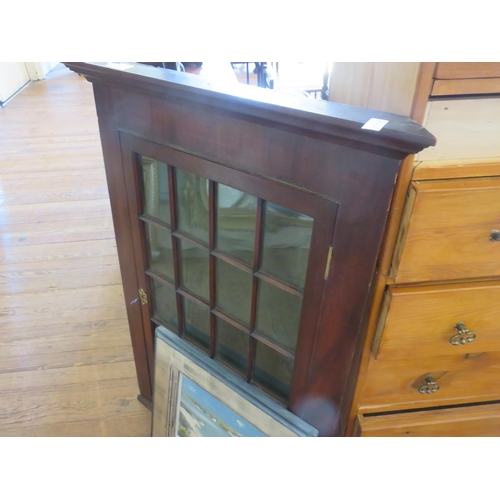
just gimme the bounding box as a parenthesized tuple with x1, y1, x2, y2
(450, 322, 476, 346)
(491, 230, 500, 242)
(418, 376, 440, 394)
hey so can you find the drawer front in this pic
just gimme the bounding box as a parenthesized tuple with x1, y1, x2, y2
(431, 78, 500, 97)
(433, 62, 500, 97)
(417, 99, 500, 162)
(357, 403, 500, 437)
(361, 352, 500, 407)
(393, 178, 500, 283)
(434, 62, 500, 80)
(373, 282, 500, 361)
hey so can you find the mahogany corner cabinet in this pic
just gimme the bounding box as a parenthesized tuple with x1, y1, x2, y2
(64, 62, 435, 436)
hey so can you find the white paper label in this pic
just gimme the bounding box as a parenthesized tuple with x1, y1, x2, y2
(361, 118, 389, 131)
(106, 62, 134, 71)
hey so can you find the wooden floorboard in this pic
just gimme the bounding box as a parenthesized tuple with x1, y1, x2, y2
(0, 64, 151, 436)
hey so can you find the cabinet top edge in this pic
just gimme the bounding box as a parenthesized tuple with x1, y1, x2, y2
(64, 62, 436, 158)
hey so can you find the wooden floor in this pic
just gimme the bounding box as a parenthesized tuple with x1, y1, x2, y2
(0, 65, 151, 436)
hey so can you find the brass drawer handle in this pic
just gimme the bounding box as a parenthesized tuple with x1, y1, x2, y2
(450, 322, 476, 345)
(491, 230, 500, 242)
(418, 376, 440, 394)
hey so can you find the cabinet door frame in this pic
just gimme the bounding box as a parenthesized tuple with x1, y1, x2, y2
(119, 131, 339, 413)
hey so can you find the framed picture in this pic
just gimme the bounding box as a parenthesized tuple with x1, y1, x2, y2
(152, 326, 318, 437)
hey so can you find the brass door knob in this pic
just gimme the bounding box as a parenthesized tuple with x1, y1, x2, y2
(450, 322, 476, 345)
(418, 376, 440, 394)
(491, 230, 500, 241)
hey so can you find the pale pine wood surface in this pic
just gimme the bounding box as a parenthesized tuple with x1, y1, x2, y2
(413, 158, 500, 181)
(434, 62, 500, 80)
(373, 281, 500, 361)
(432, 77, 500, 97)
(357, 403, 500, 437)
(349, 63, 500, 435)
(393, 178, 500, 284)
(417, 98, 500, 161)
(328, 62, 421, 116)
(0, 65, 151, 436)
(361, 350, 500, 407)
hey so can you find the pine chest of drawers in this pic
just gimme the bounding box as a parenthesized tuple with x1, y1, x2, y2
(350, 80, 500, 436)
(354, 159, 500, 435)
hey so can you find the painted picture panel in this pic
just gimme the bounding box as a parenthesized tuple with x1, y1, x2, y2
(177, 376, 266, 437)
(153, 326, 318, 437)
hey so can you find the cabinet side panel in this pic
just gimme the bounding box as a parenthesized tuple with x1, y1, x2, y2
(93, 84, 153, 402)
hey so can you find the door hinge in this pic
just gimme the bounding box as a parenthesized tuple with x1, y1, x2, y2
(138, 288, 148, 305)
(324, 246, 333, 280)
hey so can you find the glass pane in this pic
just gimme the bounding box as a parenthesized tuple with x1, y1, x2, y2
(145, 223, 174, 282)
(175, 168, 209, 243)
(152, 280, 178, 331)
(179, 239, 209, 302)
(215, 318, 249, 376)
(216, 259, 253, 327)
(183, 297, 210, 351)
(260, 202, 313, 290)
(216, 184, 257, 266)
(253, 342, 294, 401)
(256, 280, 302, 353)
(141, 156, 170, 225)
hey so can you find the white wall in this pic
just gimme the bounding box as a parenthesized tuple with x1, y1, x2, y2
(0, 62, 60, 105)
(0, 62, 30, 103)
(25, 62, 59, 81)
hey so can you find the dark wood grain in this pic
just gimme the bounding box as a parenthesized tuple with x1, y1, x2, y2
(249, 198, 263, 330)
(250, 331, 295, 359)
(144, 270, 174, 288)
(211, 250, 253, 274)
(254, 270, 303, 298)
(176, 287, 210, 309)
(209, 180, 216, 358)
(91, 85, 152, 402)
(248, 198, 263, 382)
(65, 62, 435, 158)
(123, 152, 156, 384)
(70, 62, 434, 433)
(212, 309, 250, 335)
(167, 165, 185, 339)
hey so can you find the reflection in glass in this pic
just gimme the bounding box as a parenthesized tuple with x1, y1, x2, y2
(253, 341, 294, 401)
(145, 223, 174, 282)
(152, 280, 178, 331)
(260, 202, 313, 290)
(256, 280, 302, 353)
(179, 239, 209, 302)
(176, 168, 209, 243)
(216, 184, 257, 266)
(183, 297, 210, 352)
(215, 318, 249, 376)
(216, 259, 253, 327)
(141, 156, 171, 225)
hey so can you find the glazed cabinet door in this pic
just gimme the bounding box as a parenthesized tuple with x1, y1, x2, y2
(119, 132, 338, 411)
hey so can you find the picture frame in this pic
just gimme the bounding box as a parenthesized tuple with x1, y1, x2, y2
(152, 326, 319, 437)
